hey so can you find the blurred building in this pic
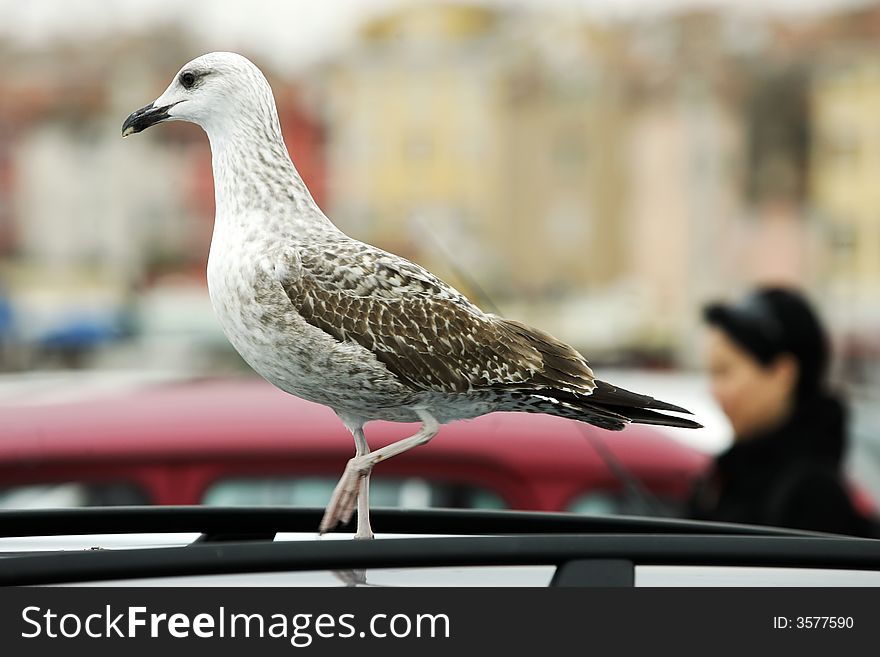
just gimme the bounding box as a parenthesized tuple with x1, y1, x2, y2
(318, 5, 824, 363)
(320, 5, 507, 288)
(320, 6, 635, 294)
(496, 20, 631, 298)
(804, 4, 880, 383)
(0, 1, 879, 381)
(0, 30, 325, 368)
(622, 13, 749, 365)
(319, 4, 646, 354)
(811, 47, 880, 333)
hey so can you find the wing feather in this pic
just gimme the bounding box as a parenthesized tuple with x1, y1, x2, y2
(276, 243, 596, 396)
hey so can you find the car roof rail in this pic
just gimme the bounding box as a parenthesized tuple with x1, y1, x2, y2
(2, 533, 880, 586)
(0, 506, 837, 542)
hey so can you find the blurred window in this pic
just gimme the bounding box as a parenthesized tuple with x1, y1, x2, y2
(552, 130, 587, 170)
(830, 223, 857, 261)
(818, 128, 860, 169)
(0, 482, 150, 509)
(566, 490, 683, 517)
(202, 476, 507, 510)
(403, 134, 435, 161)
(566, 491, 621, 515)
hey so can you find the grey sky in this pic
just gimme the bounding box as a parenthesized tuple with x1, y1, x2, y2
(0, 0, 871, 71)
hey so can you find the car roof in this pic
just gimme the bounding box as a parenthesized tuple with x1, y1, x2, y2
(2, 507, 878, 587)
(1, 375, 708, 477)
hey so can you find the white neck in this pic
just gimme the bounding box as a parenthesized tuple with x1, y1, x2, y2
(203, 108, 333, 234)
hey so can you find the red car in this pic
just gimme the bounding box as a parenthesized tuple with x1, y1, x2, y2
(1, 376, 708, 516)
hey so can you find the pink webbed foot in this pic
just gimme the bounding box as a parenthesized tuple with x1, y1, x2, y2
(319, 456, 371, 534)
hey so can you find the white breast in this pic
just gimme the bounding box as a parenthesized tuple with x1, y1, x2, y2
(205, 224, 422, 417)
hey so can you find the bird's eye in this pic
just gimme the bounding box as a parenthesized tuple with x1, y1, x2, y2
(180, 72, 196, 89)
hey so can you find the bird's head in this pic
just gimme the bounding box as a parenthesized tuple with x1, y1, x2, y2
(122, 52, 275, 137)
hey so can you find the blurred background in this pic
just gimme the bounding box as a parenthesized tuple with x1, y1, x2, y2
(1, 0, 880, 517)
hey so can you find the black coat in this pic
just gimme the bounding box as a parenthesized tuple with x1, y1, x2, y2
(686, 395, 877, 538)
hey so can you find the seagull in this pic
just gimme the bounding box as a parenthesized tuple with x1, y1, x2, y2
(123, 52, 701, 539)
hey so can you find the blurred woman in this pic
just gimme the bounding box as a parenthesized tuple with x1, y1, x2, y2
(688, 287, 876, 537)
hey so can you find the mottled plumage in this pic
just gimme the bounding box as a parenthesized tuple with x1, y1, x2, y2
(124, 52, 700, 538)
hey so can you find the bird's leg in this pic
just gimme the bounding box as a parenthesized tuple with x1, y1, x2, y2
(352, 426, 373, 540)
(320, 410, 439, 535)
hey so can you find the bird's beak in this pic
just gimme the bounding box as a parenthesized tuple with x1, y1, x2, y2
(121, 102, 175, 137)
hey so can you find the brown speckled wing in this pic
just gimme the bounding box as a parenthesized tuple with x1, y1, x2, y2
(278, 246, 597, 396)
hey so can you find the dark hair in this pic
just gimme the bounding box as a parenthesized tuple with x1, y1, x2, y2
(703, 287, 830, 401)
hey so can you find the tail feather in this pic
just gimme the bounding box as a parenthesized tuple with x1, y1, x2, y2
(504, 393, 631, 431)
(586, 402, 703, 429)
(512, 381, 703, 431)
(494, 318, 701, 430)
(588, 379, 694, 415)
